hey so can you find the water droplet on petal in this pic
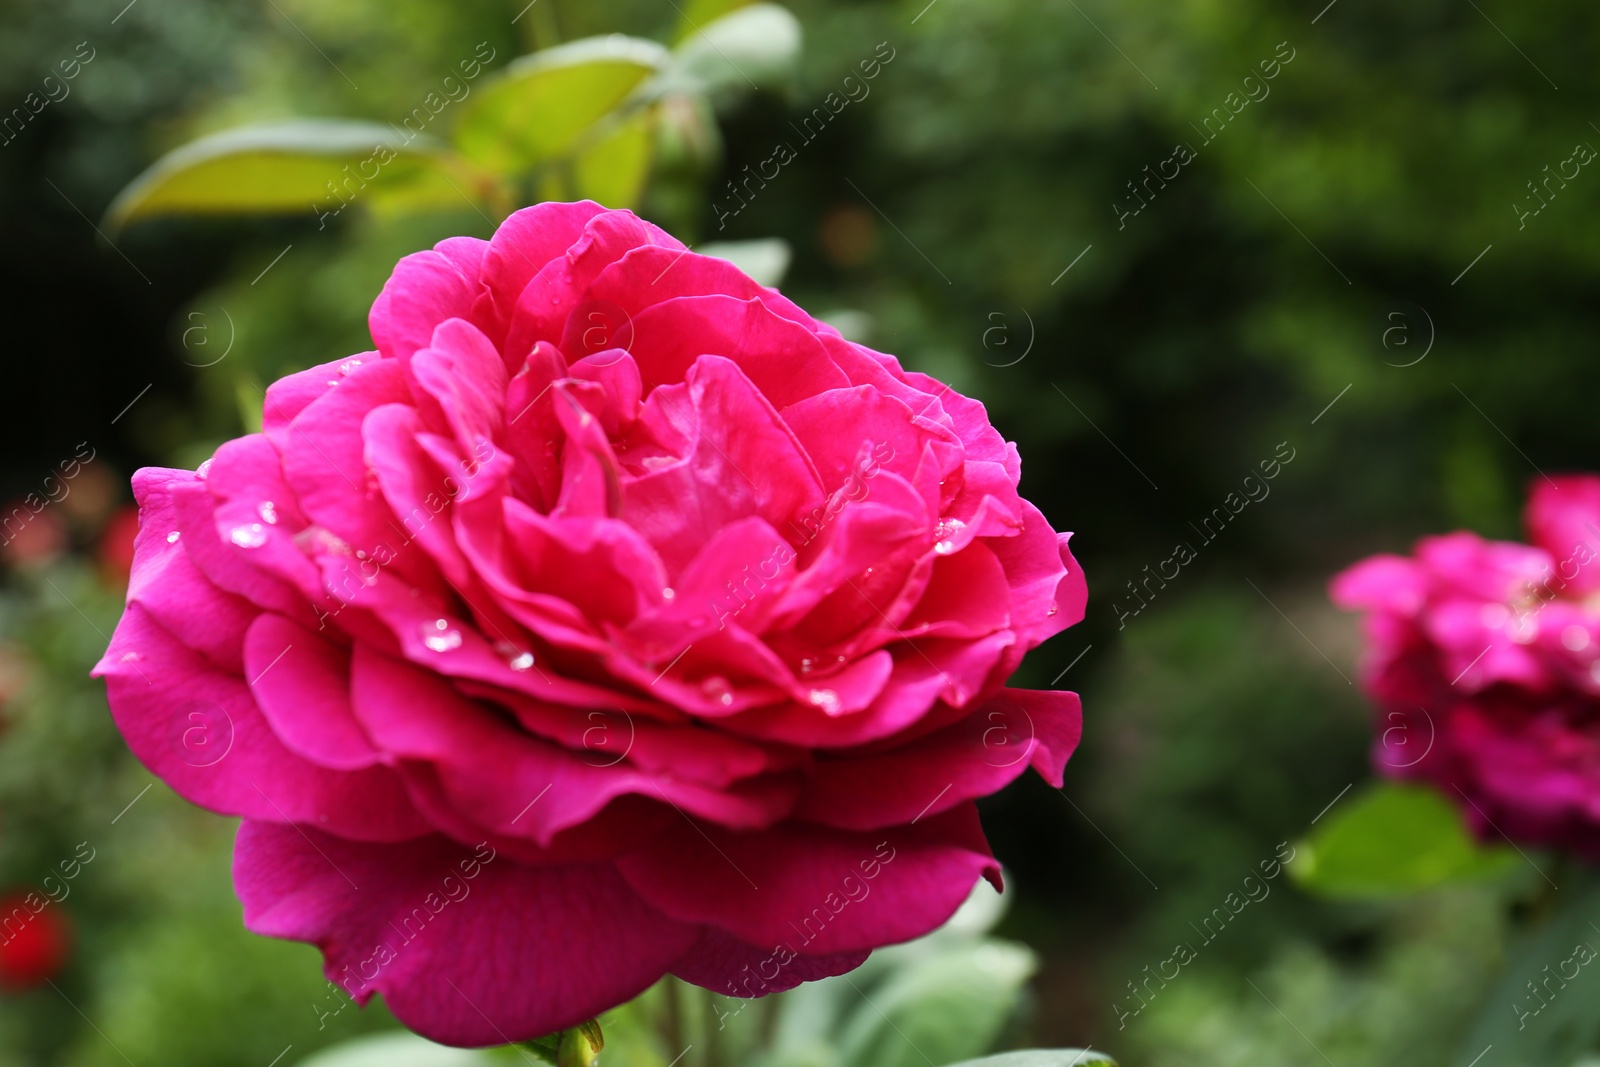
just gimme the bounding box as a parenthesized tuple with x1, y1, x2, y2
(230, 523, 267, 548)
(700, 676, 734, 707)
(494, 641, 536, 671)
(662, 587, 676, 601)
(423, 619, 462, 652)
(339, 358, 364, 376)
(166, 530, 181, 544)
(258, 501, 278, 525)
(800, 657, 817, 675)
(932, 518, 965, 555)
(119, 652, 141, 663)
(195, 459, 213, 480)
(1046, 602, 1059, 617)
(326, 379, 340, 387)
(808, 688, 841, 714)
(1563, 625, 1591, 652)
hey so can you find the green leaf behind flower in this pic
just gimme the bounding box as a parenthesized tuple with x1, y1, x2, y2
(1290, 781, 1519, 897)
(942, 1053, 1116, 1067)
(452, 35, 667, 177)
(106, 120, 493, 231)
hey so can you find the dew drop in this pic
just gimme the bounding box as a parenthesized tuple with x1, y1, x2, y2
(326, 379, 340, 387)
(494, 641, 536, 672)
(700, 676, 734, 707)
(808, 688, 841, 714)
(195, 459, 213, 480)
(230, 523, 268, 548)
(1046, 602, 1059, 617)
(800, 657, 816, 675)
(423, 619, 463, 652)
(119, 652, 141, 663)
(166, 530, 181, 544)
(258, 501, 279, 525)
(339, 358, 364, 376)
(662, 587, 676, 602)
(932, 518, 965, 555)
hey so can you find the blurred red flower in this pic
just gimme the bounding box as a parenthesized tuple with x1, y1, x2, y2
(0, 895, 69, 991)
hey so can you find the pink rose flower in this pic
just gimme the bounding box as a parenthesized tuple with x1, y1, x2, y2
(1332, 475, 1600, 856)
(92, 203, 1085, 1045)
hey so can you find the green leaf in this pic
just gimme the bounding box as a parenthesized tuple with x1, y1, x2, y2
(107, 120, 492, 231)
(670, 4, 801, 102)
(452, 35, 668, 176)
(570, 105, 656, 208)
(296, 1032, 497, 1066)
(1290, 782, 1519, 898)
(941, 1052, 1116, 1067)
(671, 0, 760, 43)
(1454, 875, 1600, 1067)
(835, 941, 1037, 1067)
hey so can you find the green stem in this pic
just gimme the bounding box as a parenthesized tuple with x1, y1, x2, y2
(531, 0, 561, 50)
(662, 978, 684, 1062)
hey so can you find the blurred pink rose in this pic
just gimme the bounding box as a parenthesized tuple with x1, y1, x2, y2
(1332, 475, 1600, 856)
(92, 203, 1085, 1045)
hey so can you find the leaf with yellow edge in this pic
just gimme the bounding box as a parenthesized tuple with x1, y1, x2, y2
(670, 4, 801, 101)
(671, 0, 759, 42)
(452, 35, 667, 177)
(571, 106, 656, 209)
(107, 119, 495, 231)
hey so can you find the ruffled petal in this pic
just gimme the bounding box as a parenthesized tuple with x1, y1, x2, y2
(234, 822, 699, 1047)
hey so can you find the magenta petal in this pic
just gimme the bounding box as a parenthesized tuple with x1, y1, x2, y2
(1524, 475, 1600, 594)
(615, 804, 998, 955)
(622, 357, 825, 573)
(245, 614, 381, 771)
(234, 822, 699, 1047)
(125, 474, 257, 674)
(623, 295, 851, 408)
(371, 244, 484, 363)
(789, 687, 1080, 830)
(167, 472, 314, 623)
(262, 356, 371, 445)
(477, 201, 608, 344)
(95, 604, 427, 841)
(999, 687, 1083, 788)
(670, 926, 869, 997)
(1329, 554, 1426, 614)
